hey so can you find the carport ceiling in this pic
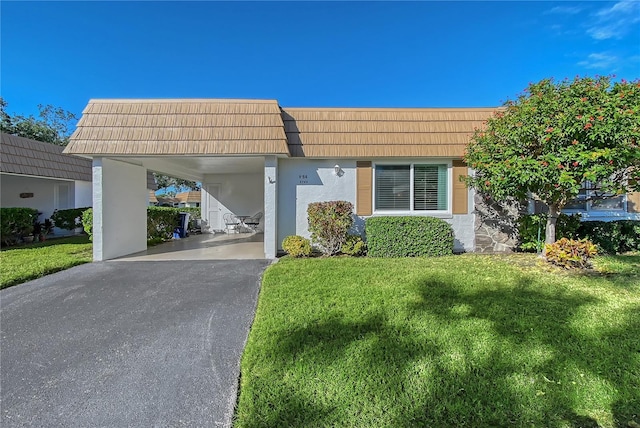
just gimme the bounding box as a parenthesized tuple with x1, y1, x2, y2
(108, 156, 266, 182)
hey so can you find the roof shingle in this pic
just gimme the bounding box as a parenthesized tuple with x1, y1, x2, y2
(65, 99, 290, 156)
(1, 133, 93, 181)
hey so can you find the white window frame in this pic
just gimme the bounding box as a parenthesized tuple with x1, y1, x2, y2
(563, 181, 628, 216)
(372, 160, 452, 217)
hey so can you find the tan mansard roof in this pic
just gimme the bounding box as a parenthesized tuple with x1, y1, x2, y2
(65, 99, 290, 156)
(281, 107, 495, 158)
(175, 190, 201, 203)
(65, 99, 497, 158)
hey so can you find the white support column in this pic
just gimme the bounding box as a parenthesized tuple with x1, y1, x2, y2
(92, 158, 147, 261)
(264, 156, 278, 259)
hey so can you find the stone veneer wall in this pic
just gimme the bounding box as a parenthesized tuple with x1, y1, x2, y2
(474, 193, 526, 253)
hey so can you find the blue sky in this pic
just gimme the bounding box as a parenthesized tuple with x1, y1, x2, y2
(2, 1, 639, 118)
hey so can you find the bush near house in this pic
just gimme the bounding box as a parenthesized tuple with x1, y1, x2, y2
(82, 208, 93, 240)
(518, 213, 582, 252)
(577, 220, 640, 254)
(0, 207, 39, 246)
(519, 215, 640, 254)
(51, 207, 91, 231)
(307, 201, 354, 256)
(340, 234, 367, 256)
(82, 207, 200, 242)
(366, 216, 454, 257)
(282, 235, 312, 258)
(147, 207, 181, 241)
(544, 238, 598, 269)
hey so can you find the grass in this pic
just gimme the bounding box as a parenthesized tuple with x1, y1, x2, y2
(235, 253, 640, 428)
(0, 236, 92, 289)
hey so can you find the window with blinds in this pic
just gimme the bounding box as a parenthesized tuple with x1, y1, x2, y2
(374, 164, 448, 211)
(375, 165, 410, 210)
(414, 164, 448, 211)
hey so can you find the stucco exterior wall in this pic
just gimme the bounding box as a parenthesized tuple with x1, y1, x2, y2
(92, 158, 147, 261)
(1, 173, 77, 235)
(74, 180, 92, 208)
(277, 159, 357, 248)
(277, 159, 476, 253)
(202, 172, 264, 231)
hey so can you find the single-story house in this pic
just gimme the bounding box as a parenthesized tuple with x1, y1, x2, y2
(1, 132, 157, 235)
(153, 191, 202, 208)
(62, 99, 639, 260)
(175, 191, 201, 208)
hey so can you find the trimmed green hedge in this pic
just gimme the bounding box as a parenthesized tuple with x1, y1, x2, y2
(81, 207, 199, 242)
(51, 207, 91, 231)
(1, 207, 39, 246)
(147, 207, 181, 241)
(365, 216, 454, 257)
(82, 208, 93, 241)
(576, 220, 640, 254)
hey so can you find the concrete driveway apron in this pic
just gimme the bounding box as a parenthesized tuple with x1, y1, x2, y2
(0, 260, 271, 427)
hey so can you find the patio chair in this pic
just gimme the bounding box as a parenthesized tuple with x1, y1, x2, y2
(244, 211, 263, 232)
(223, 213, 240, 234)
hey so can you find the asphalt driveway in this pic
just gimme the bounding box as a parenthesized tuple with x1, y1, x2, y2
(0, 260, 271, 427)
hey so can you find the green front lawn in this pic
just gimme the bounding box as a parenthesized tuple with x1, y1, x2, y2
(0, 236, 92, 289)
(236, 254, 640, 428)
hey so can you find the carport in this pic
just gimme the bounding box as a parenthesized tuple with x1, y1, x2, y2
(64, 99, 288, 260)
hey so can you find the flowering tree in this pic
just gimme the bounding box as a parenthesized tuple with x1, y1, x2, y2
(464, 76, 640, 246)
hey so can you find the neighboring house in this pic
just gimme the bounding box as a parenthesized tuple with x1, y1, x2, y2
(63, 99, 640, 261)
(532, 183, 640, 221)
(175, 191, 201, 208)
(1, 133, 93, 234)
(153, 191, 201, 208)
(155, 196, 179, 207)
(148, 190, 158, 206)
(1, 132, 158, 235)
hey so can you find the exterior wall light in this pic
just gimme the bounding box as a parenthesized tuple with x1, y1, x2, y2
(334, 165, 341, 176)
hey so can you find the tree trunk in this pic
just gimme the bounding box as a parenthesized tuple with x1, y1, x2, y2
(543, 204, 560, 255)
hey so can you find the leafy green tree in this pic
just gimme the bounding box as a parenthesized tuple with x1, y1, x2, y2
(0, 97, 77, 146)
(464, 76, 640, 246)
(153, 174, 200, 195)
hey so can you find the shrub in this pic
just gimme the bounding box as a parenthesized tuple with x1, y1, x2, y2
(82, 208, 93, 241)
(1, 207, 39, 246)
(544, 238, 597, 269)
(518, 213, 581, 252)
(576, 220, 640, 254)
(147, 207, 181, 241)
(307, 201, 354, 256)
(340, 234, 367, 256)
(51, 207, 91, 231)
(366, 216, 454, 257)
(282, 235, 312, 258)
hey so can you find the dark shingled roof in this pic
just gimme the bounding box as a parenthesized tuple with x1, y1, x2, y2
(2, 133, 158, 189)
(1, 133, 93, 181)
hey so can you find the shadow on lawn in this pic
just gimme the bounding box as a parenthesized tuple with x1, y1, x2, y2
(407, 276, 640, 427)
(244, 269, 639, 427)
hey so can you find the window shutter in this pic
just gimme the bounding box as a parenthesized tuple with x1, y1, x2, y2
(628, 192, 640, 213)
(452, 160, 468, 214)
(356, 161, 372, 215)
